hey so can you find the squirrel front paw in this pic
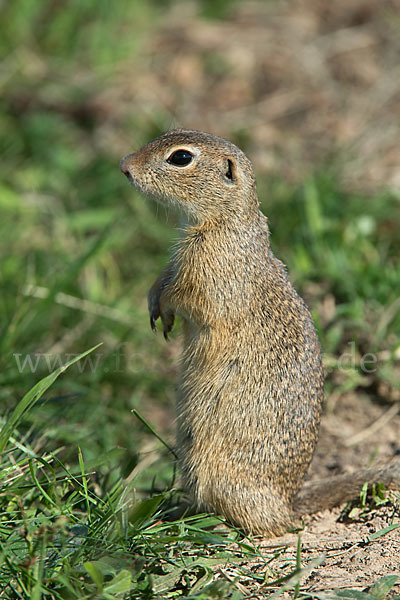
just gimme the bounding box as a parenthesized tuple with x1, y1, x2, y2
(161, 310, 175, 340)
(149, 294, 160, 333)
(148, 269, 176, 340)
(149, 308, 175, 340)
(149, 294, 175, 340)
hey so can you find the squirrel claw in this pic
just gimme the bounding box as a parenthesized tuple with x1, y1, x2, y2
(150, 316, 157, 333)
(162, 312, 175, 341)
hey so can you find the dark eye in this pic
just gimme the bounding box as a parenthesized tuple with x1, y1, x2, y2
(167, 149, 193, 166)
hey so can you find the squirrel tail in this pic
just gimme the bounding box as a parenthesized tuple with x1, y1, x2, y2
(295, 461, 400, 515)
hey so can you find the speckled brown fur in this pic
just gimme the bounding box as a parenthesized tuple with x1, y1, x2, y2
(120, 129, 400, 536)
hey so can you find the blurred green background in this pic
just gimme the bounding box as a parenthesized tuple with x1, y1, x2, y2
(1, 0, 400, 595)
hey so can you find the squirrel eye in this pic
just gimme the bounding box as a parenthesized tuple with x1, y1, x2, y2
(167, 149, 193, 166)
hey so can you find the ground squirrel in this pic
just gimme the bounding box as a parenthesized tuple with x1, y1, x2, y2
(120, 129, 400, 536)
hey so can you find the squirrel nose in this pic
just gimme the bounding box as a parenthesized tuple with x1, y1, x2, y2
(120, 155, 132, 178)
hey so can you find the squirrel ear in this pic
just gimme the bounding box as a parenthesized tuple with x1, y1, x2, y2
(224, 158, 236, 183)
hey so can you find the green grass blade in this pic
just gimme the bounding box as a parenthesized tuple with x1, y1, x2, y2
(368, 575, 398, 600)
(132, 408, 178, 458)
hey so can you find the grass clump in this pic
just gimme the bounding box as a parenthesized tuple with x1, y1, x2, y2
(0, 359, 257, 599)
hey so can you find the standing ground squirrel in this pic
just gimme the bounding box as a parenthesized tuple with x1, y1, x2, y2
(120, 129, 400, 536)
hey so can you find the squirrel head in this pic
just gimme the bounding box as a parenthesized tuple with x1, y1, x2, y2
(120, 129, 259, 225)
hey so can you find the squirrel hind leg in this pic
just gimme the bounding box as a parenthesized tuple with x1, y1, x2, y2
(295, 461, 400, 516)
